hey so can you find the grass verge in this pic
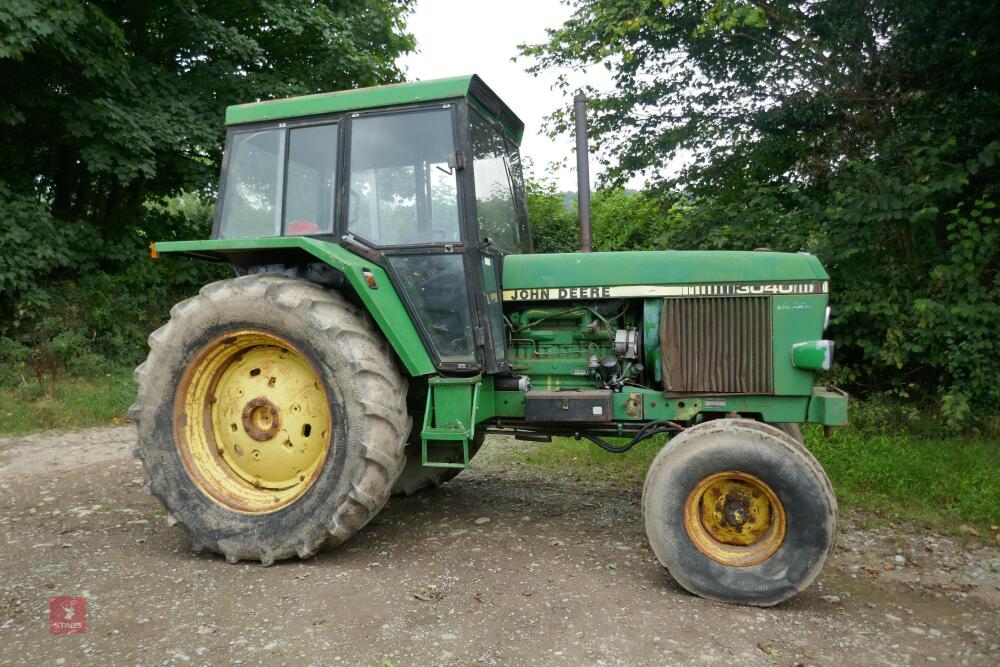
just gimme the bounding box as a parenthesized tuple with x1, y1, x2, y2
(0, 366, 136, 437)
(513, 408, 1000, 537)
(804, 423, 999, 532)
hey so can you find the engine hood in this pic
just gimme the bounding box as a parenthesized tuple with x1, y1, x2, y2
(500, 250, 829, 302)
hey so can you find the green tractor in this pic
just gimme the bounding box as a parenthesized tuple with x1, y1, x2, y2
(134, 75, 846, 606)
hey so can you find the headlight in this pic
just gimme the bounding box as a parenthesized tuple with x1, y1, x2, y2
(791, 340, 834, 371)
(824, 306, 831, 331)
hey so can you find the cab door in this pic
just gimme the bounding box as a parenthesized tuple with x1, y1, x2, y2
(478, 248, 507, 371)
(344, 104, 482, 372)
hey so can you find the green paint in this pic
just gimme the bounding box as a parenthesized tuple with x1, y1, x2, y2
(499, 293, 834, 412)
(642, 299, 662, 383)
(791, 340, 834, 371)
(771, 294, 828, 394)
(502, 250, 828, 289)
(227, 76, 471, 125)
(807, 387, 849, 426)
(421, 375, 491, 469)
(491, 388, 832, 424)
(154, 237, 435, 377)
(505, 304, 631, 390)
(493, 390, 524, 418)
(155, 238, 844, 427)
(476, 376, 496, 422)
(225, 75, 525, 142)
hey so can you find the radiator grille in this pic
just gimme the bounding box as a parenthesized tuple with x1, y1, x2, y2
(659, 297, 773, 394)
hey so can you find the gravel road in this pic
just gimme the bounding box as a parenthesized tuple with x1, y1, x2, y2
(0, 425, 998, 666)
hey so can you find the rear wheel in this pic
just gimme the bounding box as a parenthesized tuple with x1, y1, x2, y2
(131, 275, 409, 564)
(642, 419, 836, 606)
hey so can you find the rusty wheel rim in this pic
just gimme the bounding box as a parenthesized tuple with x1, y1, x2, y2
(683, 471, 786, 567)
(173, 330, 332, 514)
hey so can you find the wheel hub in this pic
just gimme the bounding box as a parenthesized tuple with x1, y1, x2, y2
(174, 330, 332, 514)
(723, 495, 749, 528)
(242, 397, 281, 441)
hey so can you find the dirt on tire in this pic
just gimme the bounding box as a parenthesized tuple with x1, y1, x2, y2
(1, 425, 998, 665)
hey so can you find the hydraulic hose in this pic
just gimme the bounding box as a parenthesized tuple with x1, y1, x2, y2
(575, 420, 686, 453)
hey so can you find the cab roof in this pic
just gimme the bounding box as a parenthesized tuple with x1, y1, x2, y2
(224, 74, 525, 142)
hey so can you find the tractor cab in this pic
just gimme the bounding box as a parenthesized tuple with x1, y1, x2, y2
(212, 75, 527, 374)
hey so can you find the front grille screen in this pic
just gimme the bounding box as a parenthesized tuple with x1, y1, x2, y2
(659, 297, 773, 394)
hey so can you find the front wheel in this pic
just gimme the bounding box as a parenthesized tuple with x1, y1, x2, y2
(131, 275, 409, 565)
(771, 422, 804, 443)
(642, 419, 836, 606)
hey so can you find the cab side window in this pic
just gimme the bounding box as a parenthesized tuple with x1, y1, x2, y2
(284, 124, 338, 235)
(218, 129, 285, 238)
(470, 112, 528, 254)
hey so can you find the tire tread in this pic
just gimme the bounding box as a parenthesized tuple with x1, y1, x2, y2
(132, 275, 407, 565)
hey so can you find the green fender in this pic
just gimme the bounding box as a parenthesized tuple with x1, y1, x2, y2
(153, 237, 436, 377)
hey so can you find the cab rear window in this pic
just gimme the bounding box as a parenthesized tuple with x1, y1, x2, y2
(218, 123, 338, 239)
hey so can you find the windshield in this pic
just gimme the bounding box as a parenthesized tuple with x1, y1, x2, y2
(347, 108, 460, 246)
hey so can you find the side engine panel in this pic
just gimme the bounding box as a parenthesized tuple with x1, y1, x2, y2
(504, 300, 646, 392)
(504, 291, 829, 400)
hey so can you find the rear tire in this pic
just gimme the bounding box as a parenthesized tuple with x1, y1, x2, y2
(642, 419, 836, 606)
(131, 275, 409, 565)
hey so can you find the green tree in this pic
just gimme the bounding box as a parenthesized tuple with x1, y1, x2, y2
(526, 175, 578, 253)
(523, 0, 1000, 421)
(591, 189, 672, 251)
(0, 0, 413, 361)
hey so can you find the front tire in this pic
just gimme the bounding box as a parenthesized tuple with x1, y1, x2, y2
(771, 422, 804, 443)
(131, 275, 409, 565)
(642, 419, 836, 606)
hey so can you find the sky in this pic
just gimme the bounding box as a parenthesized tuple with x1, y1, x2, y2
(397, 0, 612, 191)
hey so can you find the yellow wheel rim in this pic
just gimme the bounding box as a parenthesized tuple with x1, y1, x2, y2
(174, 330, 332, 514)
(683, 471, 786, 567)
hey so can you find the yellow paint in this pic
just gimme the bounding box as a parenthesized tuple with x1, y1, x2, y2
(173, 330, 332, 514)
(683, 471, 786, 567)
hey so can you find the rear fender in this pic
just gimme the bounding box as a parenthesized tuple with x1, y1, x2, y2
(152, 237, 436, 377)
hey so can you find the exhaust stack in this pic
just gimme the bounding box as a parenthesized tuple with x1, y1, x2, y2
(574, 93, 592, 253)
